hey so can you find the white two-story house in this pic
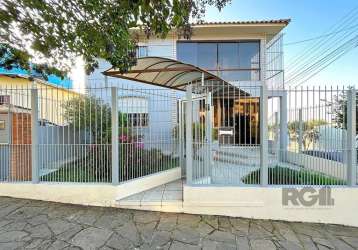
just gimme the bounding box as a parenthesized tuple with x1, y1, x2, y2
(87, 19, 289, 150)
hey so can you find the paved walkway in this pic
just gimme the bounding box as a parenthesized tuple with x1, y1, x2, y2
(119, 179, 183, 207)
(0, 197, 358, 250)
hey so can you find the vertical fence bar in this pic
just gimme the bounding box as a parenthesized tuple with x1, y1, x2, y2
(31, 88, 39, 183)
(274, 111, 279, 159)
(260, 84, 268, 186)
(298, 108, 303, 153)
(280, 90, 288, 162)
(186, 84, 193, 185)
(205, 92, 212, 180)
(347, 88, 356, 186)
(111, 87, 119, 185)
(178, 100, 184, 176)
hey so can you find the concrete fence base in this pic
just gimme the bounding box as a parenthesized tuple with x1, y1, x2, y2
(183, 185, 358, 227)
(2, 173, 358, 227)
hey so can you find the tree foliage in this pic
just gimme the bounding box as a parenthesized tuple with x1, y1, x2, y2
(327, 90, 358, 133)
(62, 95, 127, 144)
(0, 0, 230, 77)
(288, 119, 327, 150)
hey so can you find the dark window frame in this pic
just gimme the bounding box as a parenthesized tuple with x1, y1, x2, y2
(136, 46, 148, 58)
(176, 40, 261, 81)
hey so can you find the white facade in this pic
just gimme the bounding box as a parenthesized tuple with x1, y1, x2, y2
(87, 24, 285, 91)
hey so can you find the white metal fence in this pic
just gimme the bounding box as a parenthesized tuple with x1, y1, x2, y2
(0, 83, 357, 187)
(184, 82, 357, 187)
(0, 85, 179, 183)
(266, 87, 356, 186)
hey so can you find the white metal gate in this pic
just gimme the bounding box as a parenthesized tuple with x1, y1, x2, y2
(179, 90, 213, 184)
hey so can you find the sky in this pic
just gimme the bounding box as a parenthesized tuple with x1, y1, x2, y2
(70, 0, 358, 89)
(204, 0, 358, 87)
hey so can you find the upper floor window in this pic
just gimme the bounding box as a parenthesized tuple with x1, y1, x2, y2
(177, 41, 260, 81)
(136, 46, 148, 58)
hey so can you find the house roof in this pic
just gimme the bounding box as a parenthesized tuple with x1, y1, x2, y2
(133, 19, 290, 42)
(0, 73, 79, 94)
(0, 67, 73, 88)
(192, 19, 291, 26)
(103, 56, 248, 95)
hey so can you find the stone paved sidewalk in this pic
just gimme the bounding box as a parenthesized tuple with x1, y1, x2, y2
(0, 197, 358, 249)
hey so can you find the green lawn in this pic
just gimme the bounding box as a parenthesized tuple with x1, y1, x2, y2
(242, 166, 346, 185)
(41, 157, 179, 183)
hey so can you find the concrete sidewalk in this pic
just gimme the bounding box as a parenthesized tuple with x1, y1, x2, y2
(0, 197, 357, 249)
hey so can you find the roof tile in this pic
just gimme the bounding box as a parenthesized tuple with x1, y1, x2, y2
(192, 19, 291, 26)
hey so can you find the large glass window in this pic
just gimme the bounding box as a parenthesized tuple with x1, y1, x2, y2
(197, 43, 217, 69)
(177, 43, 197, 65)
(238, 42, 260, 69)
(177, 41, 260, 81)
(218, 43, 239, 69)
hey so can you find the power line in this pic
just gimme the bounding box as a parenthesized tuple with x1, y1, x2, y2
(290, 35, 358, 87)
(285, 14, 358, 86)
(287, 39, 356, 85)
(286, 27, 358, 84)
(292, 41, 358, 87)
(284, 24, 358, 46)
(285, 6, 358, 76)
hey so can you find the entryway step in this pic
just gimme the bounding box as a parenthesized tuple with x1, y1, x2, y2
(116, 179, 184, 212)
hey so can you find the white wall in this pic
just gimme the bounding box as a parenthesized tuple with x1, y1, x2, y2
(286, 151, 346, 180)
(86, 38, 175, 88)
(183, 185, 358, 227)
(0, 167, 181, 207)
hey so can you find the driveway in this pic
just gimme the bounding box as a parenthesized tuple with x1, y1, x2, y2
(0, 197, 357, 249)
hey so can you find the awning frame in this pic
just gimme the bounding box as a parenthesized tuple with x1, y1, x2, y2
(102, 56, 227, 91)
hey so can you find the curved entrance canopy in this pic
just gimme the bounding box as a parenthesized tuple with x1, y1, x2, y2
(103, 57, 224, 90)
(102, 57, 247, 96)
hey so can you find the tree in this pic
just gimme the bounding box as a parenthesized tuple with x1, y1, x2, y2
(330, 90, 358, 134)
(288, 119, 327, 150)
(62, 95, 127, 180)
(62, 95, 127, 144)
(0, 0, 230, 77)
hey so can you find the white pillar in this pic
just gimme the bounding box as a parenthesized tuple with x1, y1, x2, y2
(105, 75, 109, 88)
(31, 88, 39, 183)
(347, 88, 356, 186)
(111, 87, 119, 185)
(178, 100, 185, 176)
(298, 108, 303, 153)
(260, 84, 268, 186)
(280, 91, 288, 162)
(185, 84, 193, 184)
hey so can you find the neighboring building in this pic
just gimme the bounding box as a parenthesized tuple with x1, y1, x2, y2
(0, 74, 80, 181)
(0, 73, 79, 125)
(0, 67, 72, 88)
(87, 19, 289, 146)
